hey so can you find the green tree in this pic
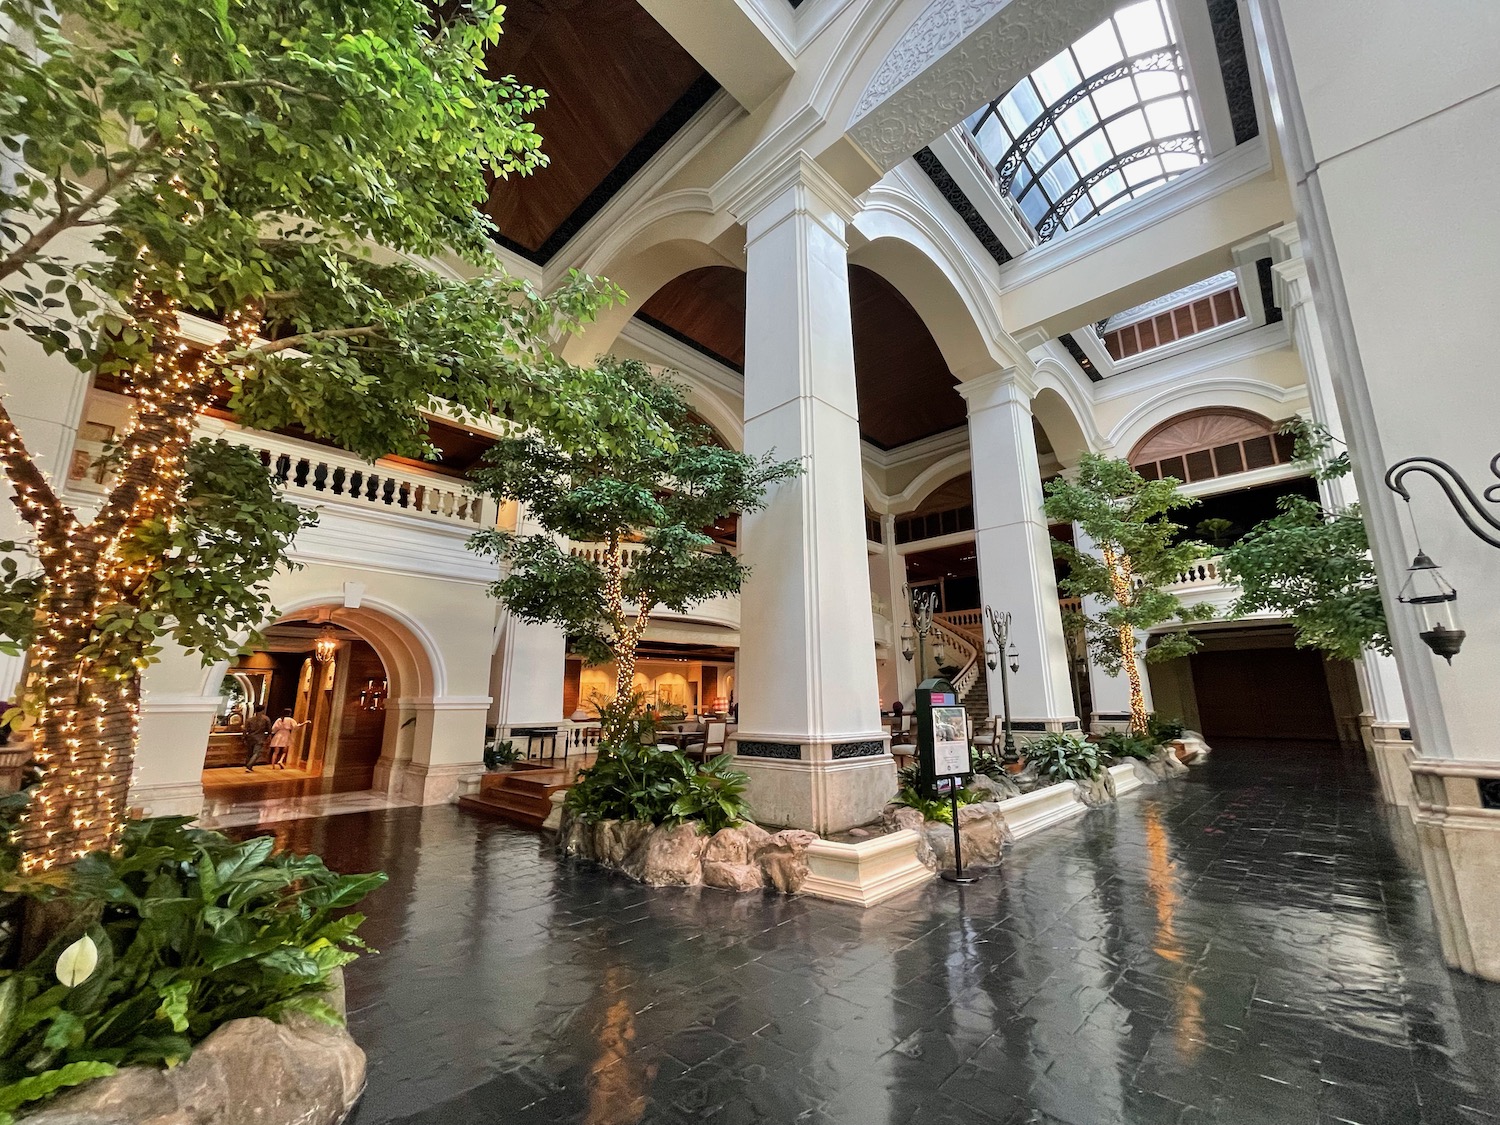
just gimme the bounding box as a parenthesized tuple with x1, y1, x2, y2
(0, 0, 657, 870)
(470, 360, 800, 744)
(1044, 454, 1213, 734)
(1221, 420, 1389, 660)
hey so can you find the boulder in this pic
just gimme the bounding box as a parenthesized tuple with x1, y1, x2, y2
(759, 829, 818, 893)
(921, 802, 1007, 871)
(702, 861, 765, 892)
(881, 805, 926, 835)
(624, 822, 708, 886)
(24, 1013, 365, 1125)
(702, 822, 772, 866)
(970, 772, 1022, 801)
(1075, 772, 1117, 808)
(559, 811, 593, 860)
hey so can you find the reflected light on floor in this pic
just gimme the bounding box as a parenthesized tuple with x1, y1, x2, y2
(585, 966, 653, 1125)
(1143, 803, 1204, 1057)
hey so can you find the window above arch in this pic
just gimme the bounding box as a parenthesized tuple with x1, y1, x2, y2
(1130, 409, 1297, 485)
(964, 0, 1205, 243)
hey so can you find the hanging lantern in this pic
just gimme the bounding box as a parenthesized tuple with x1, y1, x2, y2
(313, 624, 340, 664)
(985, 638, 998, 672)
(1398, 551, 1464, 663)
(1008, 642, 1020, 674)
(900, 622, 914, 662)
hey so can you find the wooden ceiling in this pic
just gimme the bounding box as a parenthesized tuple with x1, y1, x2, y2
(482, 0, 711, 260)
(849, 266, 966, 449)
(634, 265, 968, 450)
(639, 266, 747, 370)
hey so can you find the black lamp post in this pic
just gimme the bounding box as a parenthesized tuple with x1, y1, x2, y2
(983, 606, 1021, 761)
(901, 585, 943, 680)
(1384, 453, 1500, 662)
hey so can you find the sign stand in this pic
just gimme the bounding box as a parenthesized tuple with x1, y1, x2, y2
(915, 677, 982, 885)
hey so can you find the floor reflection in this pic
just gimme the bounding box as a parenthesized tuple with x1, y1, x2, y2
(249, 741, 1500, 1125)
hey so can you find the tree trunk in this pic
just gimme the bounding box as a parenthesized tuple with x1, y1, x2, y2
(1119, 623, 1148, 735)
(17, 556, 139, 872)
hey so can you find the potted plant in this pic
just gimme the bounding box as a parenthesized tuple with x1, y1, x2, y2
(483, 739, 520, 772)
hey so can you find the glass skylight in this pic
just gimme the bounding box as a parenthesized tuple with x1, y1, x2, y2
(965, 0, 1204, 243)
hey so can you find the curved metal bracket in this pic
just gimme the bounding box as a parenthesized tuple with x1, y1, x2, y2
(1384, 453, 1500, 549)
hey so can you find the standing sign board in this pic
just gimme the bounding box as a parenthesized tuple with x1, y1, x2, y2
(917, 677, 971, 789)
(916, 676, 982, 884)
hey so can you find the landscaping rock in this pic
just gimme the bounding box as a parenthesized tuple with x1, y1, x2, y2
(592, 820, 651, 867)
(702, 860, 765, 892)
(23, 1013, 365, 1125)
(970, 773, 1023, 801)
(759, 829, 818, 893)
(1075, 772, 1117, 808)
(560, 812, 593, 860)
(702, 822, 772, 866)
(625, 823, 707, 886)
(918, 802, 1007, 871)
(881, 805, 926, 835)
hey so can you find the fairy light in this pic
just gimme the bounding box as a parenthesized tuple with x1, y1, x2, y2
(14, 270, 260, 872)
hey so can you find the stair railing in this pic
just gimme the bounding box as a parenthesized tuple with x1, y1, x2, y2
(928, 616, 982, 700)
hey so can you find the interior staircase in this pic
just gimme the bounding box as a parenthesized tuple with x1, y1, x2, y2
(960, 674, 992, 732)
(457, 762, 570, 830)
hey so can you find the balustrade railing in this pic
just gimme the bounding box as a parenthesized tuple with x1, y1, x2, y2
(1132, 556, 1227, 591)
(215, 425, 487, 528)
(934, 609, 984, 644)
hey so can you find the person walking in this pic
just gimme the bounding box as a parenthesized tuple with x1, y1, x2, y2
(267, 709, 308, 770)
(243, 707, 272, 772)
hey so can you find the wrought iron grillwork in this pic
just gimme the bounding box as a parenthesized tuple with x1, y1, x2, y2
(964, 0, 1205, 243)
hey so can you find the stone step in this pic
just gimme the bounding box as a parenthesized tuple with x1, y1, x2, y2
(457, 790, 555, 830)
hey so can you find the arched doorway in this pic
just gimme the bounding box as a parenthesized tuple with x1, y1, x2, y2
(201, 601, 440, 807)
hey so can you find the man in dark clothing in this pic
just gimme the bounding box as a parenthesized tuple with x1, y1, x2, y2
(243, 707, 272, 772)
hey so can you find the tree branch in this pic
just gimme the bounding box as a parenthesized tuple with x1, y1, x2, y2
(0, 139, 159, 285)
(0, 395, 71, 545)
(250, 324, 379, 355)
(193, 78, 336, 103)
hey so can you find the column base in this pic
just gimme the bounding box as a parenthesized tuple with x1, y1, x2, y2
(1009, 716, 1082, 737)
(730, 733, 893, 835)
(1409, 758, 1500, 982)
(1362, 719, 1415, 807)
(1089, 712, 1134, 734)
(128, 781, 205, 819)
(390, 760, 484, 806)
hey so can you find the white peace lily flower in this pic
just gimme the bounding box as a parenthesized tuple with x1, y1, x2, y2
(55, 934, 99, 987)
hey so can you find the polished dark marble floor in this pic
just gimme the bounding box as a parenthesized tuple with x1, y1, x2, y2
(264, 741, 1500, 1125)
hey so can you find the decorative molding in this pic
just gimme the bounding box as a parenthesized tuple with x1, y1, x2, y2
(831, 739, 887, 759)
(724, 148, 859, 231)
(847, 0, 1115, 170)
(911, 147, 1011, 265)
(1207, 0, 1260, 146)
(736, 740, 804, 760)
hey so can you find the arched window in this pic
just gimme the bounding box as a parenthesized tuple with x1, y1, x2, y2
(965, 0, 1204, 242)
(1129, 410, 1297, 484)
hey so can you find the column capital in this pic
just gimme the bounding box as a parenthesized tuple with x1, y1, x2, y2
(955, 367, 1038, 410)
(726, 150, 860, 244)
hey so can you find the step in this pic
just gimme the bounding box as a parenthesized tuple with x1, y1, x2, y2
(458, 792, 554, 830)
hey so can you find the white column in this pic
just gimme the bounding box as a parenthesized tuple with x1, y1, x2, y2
(960, 369, 1079, 735)
(880, 513, 917, 709)
(1271, 225, 1412, 800)
(489, 615, 567, 735)
(728, 153, 889, 834)
(1072, 523, 1154, 731)
(1251, 0, 1500, 979)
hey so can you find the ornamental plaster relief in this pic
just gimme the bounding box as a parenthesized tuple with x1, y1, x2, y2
(847, 0, 1115, 169)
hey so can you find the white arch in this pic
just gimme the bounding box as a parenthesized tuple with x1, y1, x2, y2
(562, 192, 739, 365)
(1104, 377, 1305, 459)
(850, 179, 1012, 380)
(1032, 357, 1107, 457)
(266, 593, 446, 700)
(891, 451, 975, 513)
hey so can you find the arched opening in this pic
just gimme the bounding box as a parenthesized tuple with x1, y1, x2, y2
(200, 603, 438, 808)
(1128, 407, 1295, 484)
